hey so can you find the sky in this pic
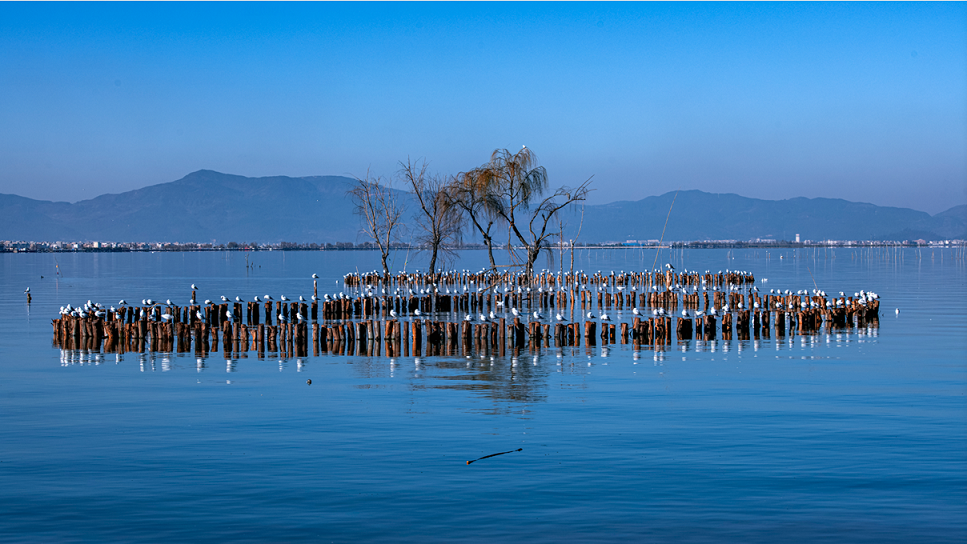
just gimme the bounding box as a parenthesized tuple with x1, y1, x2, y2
(0, 2, 964, 214)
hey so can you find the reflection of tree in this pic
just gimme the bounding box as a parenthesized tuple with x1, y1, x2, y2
(341, 351, 551, 415)
(420, 355, 551, 408)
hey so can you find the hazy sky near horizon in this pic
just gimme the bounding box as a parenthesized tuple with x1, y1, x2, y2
(1, 2, 964, 214)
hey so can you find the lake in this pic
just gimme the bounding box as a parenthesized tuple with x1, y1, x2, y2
(1, 247, 964, 543)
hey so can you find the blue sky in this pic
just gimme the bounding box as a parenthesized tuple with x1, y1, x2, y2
(1, 2, 964, 213)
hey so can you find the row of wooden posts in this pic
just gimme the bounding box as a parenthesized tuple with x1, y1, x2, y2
(345, 269, 755, 290)
(97, 287, 877, 332)
(52, 303, 879, 358)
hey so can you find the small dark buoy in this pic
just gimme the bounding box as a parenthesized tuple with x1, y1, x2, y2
(306, 379, 312, 385)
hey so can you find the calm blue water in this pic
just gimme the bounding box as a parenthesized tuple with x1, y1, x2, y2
(1, 248, 964, 543)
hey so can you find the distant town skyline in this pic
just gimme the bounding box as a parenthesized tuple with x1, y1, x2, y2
(1, 2, 964, 214)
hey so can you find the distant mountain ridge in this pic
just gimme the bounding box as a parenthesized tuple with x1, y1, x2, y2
(1, 170, 964, 243)
(0, 170, 373, 244)
(568, 191, 967, 242)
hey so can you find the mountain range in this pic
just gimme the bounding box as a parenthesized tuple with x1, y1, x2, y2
(1, 170, 964, 244)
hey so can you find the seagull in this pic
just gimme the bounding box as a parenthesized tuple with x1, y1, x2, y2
(511, 308, 520, 317)
(489, 310, 497, 320)
(632, 307, 640, 316)
(191, 284, 197, 290)
(586, 311, 595, 319)
(312, 273, 319, 279)
(204, 299, 212, 305)
(235, 296, 242, 302)
(532, 311, 541, 320)
(414, 309, 422, 316)
(600, 312, 610, 321)
(220, 296, 228, 302)
(24, 287, 29, 293)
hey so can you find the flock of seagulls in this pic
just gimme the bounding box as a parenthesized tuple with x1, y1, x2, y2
(52, 268, 889, 325)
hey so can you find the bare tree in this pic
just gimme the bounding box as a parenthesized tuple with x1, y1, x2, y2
(348, 172, 404, 280)
(484, 147, 591, 277)
(445, 167, 502, 272)
(400, 158, 463, 275)
(517, 180, 592, 277)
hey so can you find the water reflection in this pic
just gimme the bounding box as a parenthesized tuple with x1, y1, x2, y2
(57, 325, 874, 368)
(418, 352, 552, 406)
(55, 320, 878, 415)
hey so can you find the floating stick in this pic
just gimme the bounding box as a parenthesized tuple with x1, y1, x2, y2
(467, 448, 522, 465)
